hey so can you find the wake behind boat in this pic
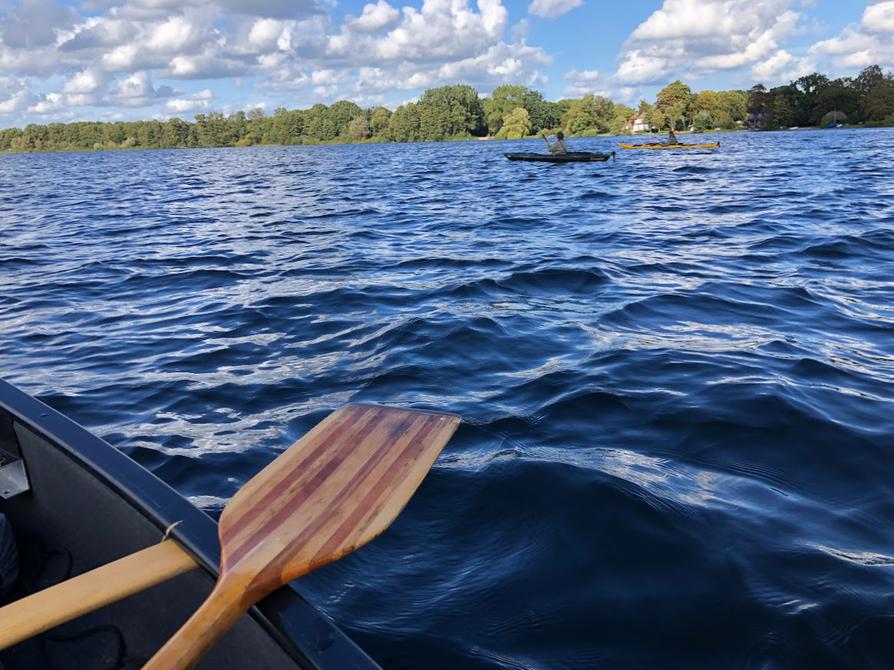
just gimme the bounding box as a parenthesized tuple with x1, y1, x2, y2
(505, 151, 615, 163)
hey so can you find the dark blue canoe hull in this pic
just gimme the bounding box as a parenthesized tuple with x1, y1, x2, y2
(0, 378, 380, 670)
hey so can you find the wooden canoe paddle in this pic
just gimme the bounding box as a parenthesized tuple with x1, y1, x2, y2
(144, 403, 459, 669)
(0, 403, 459, 665)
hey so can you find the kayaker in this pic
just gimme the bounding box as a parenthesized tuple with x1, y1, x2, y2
(666, 129, 680, 146)
(545, 131, 569, 154)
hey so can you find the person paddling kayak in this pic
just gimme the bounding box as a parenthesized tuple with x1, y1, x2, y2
(543, 131, 569, 155)
(666, 129, 680, 146)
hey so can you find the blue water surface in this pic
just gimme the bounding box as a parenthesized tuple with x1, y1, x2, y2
(2, 129, 894, 669)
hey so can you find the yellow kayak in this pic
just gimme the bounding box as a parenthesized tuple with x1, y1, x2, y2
(619, 142, 719, 150)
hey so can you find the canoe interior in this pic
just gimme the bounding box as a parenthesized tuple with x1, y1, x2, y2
(504, 151, 613, 163)
(0, 382, 381, 670)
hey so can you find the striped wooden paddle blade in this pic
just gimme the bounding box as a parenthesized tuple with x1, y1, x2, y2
(144, 403, 460, 670)
(220, 403, 460, 586)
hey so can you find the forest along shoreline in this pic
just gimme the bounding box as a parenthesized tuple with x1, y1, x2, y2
(1, 65, 892, 154)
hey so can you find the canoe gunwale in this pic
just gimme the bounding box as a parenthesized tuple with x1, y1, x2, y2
(0, 379, 381, 670)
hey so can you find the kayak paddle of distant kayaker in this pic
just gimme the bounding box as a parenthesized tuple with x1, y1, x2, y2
(543, 131, 569, 155)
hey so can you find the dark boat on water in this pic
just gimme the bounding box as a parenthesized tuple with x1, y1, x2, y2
(504, 151, 614, 163)
(0, 378, 382, 669)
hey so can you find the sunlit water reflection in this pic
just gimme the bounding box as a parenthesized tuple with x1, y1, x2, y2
(2, 128, 894, 669)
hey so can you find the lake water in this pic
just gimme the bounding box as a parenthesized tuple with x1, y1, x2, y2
(2, 129, 894, 669)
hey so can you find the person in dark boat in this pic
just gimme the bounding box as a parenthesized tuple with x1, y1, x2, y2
(545, 131, 569, 154)
(666, 129, 680, 145)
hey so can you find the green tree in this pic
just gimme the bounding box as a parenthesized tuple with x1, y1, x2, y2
(348, 115, 370, 140)
(327, 100, 364, 138)
(369, 107, 392, 137)
(162, 118, 191, 147)
(387, 103, 422, 142)
(495, 107, 531, 139)
(654, 80, 694, 130)
(814, 78, 858, 125)
(747, 84, 769, 128)
(853, 65, 886, 121)
(692, 90, 746, 129)
(562, 95, 616, 134)
(483, 85, 529, 135)
(268, 107, 302, 144)
(865, 79, 894, 122)
(792, 73, 830, 125)
(520, 90, 554, 133)
(720, 91, 747, 126)
(610, 104, 635, 135)
(300, 104, 329, 141)
(693, 111, 714, 132)
(418, 84, 485, 140)
(765, 85, 798, 129)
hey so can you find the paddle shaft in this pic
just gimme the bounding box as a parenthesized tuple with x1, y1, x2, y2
(0, 540, 197, 650)
(144, 572, 262, 670)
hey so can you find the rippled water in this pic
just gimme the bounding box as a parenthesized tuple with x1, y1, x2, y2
(2, 129, 894, 669)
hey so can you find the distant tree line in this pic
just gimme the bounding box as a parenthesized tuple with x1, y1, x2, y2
(636, 82, 748, 132)
(0, 65, 891, 153)
(746, 66, 894, 129)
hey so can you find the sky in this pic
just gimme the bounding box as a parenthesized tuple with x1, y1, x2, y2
(0, 0, 891, 127)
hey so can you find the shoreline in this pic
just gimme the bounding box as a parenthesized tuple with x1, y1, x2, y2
(1, 124, 890, 156)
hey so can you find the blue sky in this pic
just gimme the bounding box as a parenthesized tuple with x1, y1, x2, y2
(0, 0, 891, 126)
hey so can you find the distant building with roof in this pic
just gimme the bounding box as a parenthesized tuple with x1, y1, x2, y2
(627, 113, 651, 133)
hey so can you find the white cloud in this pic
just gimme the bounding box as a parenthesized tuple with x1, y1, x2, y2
(247, 18, 289, 51)
(0, 0, 77, 49)
(310, 68, 342, 85)
(0, 0, 542, 123)
(28, 92, 65, 114)
(863, 1, 894, 34)
(108, 70, 175, 105)
(751, 48, 813, 83)
(528, 0, 582, 19)
(109, 0, 324, 20)
(615, 50, 666, 85)
(809, 1, 894, 70)
(355, 0, 509, 62)
(510, 18, 530, 42)
(563, 68, 600, 96)
(146, 15, 199, 52)
(168, 52, 251, 78)
(280, 0, 548, 101)
(217, 0, 322, 19)
(102, 44, 140, 70)
(60, 16, 140, 53)
(348, 0, 401, 33)
(432, 41, 548, 85)
(62, 68, 107, 94)
(616, 0, 804, 84)
(562, 69, 640, 102)
(165, 87, 212, 112)
(0, 78, 38, 114)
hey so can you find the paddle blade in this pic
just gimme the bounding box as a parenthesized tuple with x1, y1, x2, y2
(219, 403, 460, 591)
(143, 403, 459, 670)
